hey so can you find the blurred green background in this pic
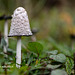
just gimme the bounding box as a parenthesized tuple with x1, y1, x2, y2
(0, 0, 75, 51)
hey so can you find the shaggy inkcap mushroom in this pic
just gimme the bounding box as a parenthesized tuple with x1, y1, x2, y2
(8, 7, 32, 68)
(9, 7, 32, 36)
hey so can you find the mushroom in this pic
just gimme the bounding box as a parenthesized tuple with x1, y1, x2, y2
(8, 7, 32, 68)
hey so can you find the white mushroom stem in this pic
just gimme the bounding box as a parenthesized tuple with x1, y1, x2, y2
(16, 36, 21, 68)
(4, 20, 8, 53)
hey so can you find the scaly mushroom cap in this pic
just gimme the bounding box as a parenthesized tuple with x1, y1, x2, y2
(8, 7, 32, 37)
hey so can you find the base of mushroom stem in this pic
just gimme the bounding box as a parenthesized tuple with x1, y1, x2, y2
(16, 63, 21, 68)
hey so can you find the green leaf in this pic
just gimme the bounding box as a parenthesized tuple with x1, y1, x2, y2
(50, 53, 66, 63)
(28, 42, 43, 55)
(7, 48, 16, 56)
(10, 68, 19, 75)
(46, 50, 58, 55)
(1, 37, 6, 47)
(46, 64, 61, 69)
(0, 52, 4, 64)
(19, 66, 29, 75)
(0, 66, 4, 73)
(51, 69, 67, 75)
(48, 38, 72, 56)
(65, 57, 74, 75)
(27, 53, 34, 65)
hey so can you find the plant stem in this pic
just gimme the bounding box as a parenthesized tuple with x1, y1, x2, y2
(4, 20, 8, 53)
(16, 36, 21, 68)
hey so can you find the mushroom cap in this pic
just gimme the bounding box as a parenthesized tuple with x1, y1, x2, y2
(8, 7, 32, 37)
